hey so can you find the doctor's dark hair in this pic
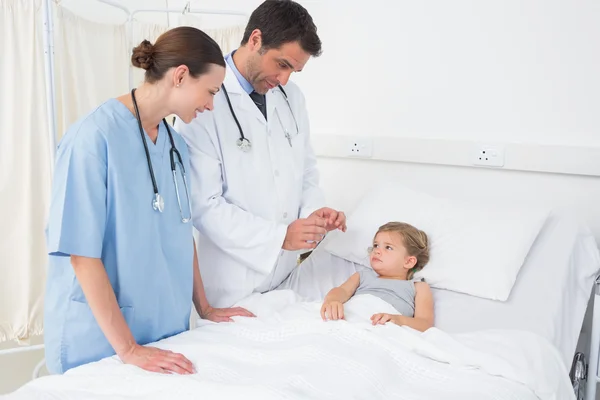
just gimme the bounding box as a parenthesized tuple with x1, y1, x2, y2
(375, 222, 430, 280)
(131, 26, 225, 83)
(241, 0, 322, 57)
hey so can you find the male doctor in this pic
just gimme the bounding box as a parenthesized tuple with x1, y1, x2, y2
(175, 0, 346, 308)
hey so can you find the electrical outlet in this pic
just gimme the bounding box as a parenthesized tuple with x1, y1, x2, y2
(347, 138, 373, 158)
(473, 145, 505, 167)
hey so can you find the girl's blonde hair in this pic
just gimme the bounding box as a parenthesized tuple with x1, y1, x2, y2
(375, 222, 430, 280)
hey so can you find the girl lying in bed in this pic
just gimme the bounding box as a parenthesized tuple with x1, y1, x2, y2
(321, 222, 434, 332)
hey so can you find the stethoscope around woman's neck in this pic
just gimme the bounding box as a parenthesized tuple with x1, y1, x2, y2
(130, 88, 192, 223)
(220, 83, 299, 152)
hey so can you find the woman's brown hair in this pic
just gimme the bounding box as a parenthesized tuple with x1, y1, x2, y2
(131, 26, 225, 83)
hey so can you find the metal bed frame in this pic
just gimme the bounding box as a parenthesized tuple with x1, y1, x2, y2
(580, 277, 600, 399)
(567, 276, 600, 400)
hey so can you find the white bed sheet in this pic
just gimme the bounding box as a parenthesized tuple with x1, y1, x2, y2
(6, 292, 575, 400)
(279, 208, 600, 367)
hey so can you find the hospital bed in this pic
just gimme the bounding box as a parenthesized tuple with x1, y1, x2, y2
(281, 194, 600, 399)
(286, 205, 599, 369)
(5, 189, 600, 400)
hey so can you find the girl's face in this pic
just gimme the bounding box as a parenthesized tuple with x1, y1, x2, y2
(369, 231, 416, 278)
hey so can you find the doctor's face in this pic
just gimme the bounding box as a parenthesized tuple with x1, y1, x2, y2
(175, 63, 226, 123)
(246, 41, 311, 95)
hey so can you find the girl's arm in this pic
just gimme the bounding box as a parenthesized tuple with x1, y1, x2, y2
(321, 272, 361, 320)
(397, 282, 435, 331)
(371, 282, 434, 332)
(323, 272, 361, 304)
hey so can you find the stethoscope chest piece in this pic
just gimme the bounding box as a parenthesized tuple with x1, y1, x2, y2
(236, 137, 252, 152)
(153, 193, 165, 213)
(222, 83, 297, 153)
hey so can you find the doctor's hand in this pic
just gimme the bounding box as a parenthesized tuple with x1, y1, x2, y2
(201, 305, 256, 323)
(309, 207, 347, 233)
(120, 344, 195, 375)
(283, 217, 328, 251)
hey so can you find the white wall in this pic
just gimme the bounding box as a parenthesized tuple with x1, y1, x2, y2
(290, 0, 600, 238)
(296, 0, 600, 146)
(316, 157, 600, 236)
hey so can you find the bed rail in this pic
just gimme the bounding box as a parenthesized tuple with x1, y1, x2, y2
(584, 275, 600, 399)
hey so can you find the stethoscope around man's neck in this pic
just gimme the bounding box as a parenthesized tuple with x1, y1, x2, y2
(220, 83, 299, 152)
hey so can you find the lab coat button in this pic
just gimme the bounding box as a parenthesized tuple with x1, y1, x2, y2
(274, 170, 279, 177)
(283, 212, 288, 218)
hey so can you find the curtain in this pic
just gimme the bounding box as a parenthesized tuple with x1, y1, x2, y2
(53, 4, 129, 140)
(0, 0, 51, 343)
(179, 14, 245, 54)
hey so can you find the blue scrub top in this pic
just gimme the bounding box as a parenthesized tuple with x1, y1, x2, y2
(44, 98, 194, 374)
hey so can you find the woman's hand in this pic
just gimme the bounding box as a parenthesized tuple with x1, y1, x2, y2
(120, 344, 195, 374)
(370, 313, 402, 325)
(201, 306, 255, 322)
(321, 300, 345, 321)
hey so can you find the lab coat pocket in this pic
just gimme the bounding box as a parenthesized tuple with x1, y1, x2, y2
(61, 300, 134, 371)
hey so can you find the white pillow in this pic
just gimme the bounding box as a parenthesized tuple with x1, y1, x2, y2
(320, 184, 551, 301)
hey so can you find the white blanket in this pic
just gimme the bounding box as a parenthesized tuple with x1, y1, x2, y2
(6, 290, 574, 400)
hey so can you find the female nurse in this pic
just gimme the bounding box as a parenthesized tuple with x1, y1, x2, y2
(44, 26, 254, 375)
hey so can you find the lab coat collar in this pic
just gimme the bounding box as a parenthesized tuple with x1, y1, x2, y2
(222, 61, 280, 127)
(223, 63, 264, 125)
(222, 61, 247, 96)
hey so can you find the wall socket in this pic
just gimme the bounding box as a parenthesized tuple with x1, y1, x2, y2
(347, 137, 373, 158)
(473, 144, 505, 167)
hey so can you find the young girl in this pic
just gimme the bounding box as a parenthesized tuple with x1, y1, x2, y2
(321, 222, 434, 332)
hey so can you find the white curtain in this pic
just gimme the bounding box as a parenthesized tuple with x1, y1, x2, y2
(179, 14, 245, 55)
(53, 4, 129, 140)
(0, 0, 51, 343)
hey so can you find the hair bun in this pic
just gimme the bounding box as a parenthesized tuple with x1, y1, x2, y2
(131, 39, 155, 70)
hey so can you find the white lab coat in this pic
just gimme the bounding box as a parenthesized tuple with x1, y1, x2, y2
(176, 62, 325, 308)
